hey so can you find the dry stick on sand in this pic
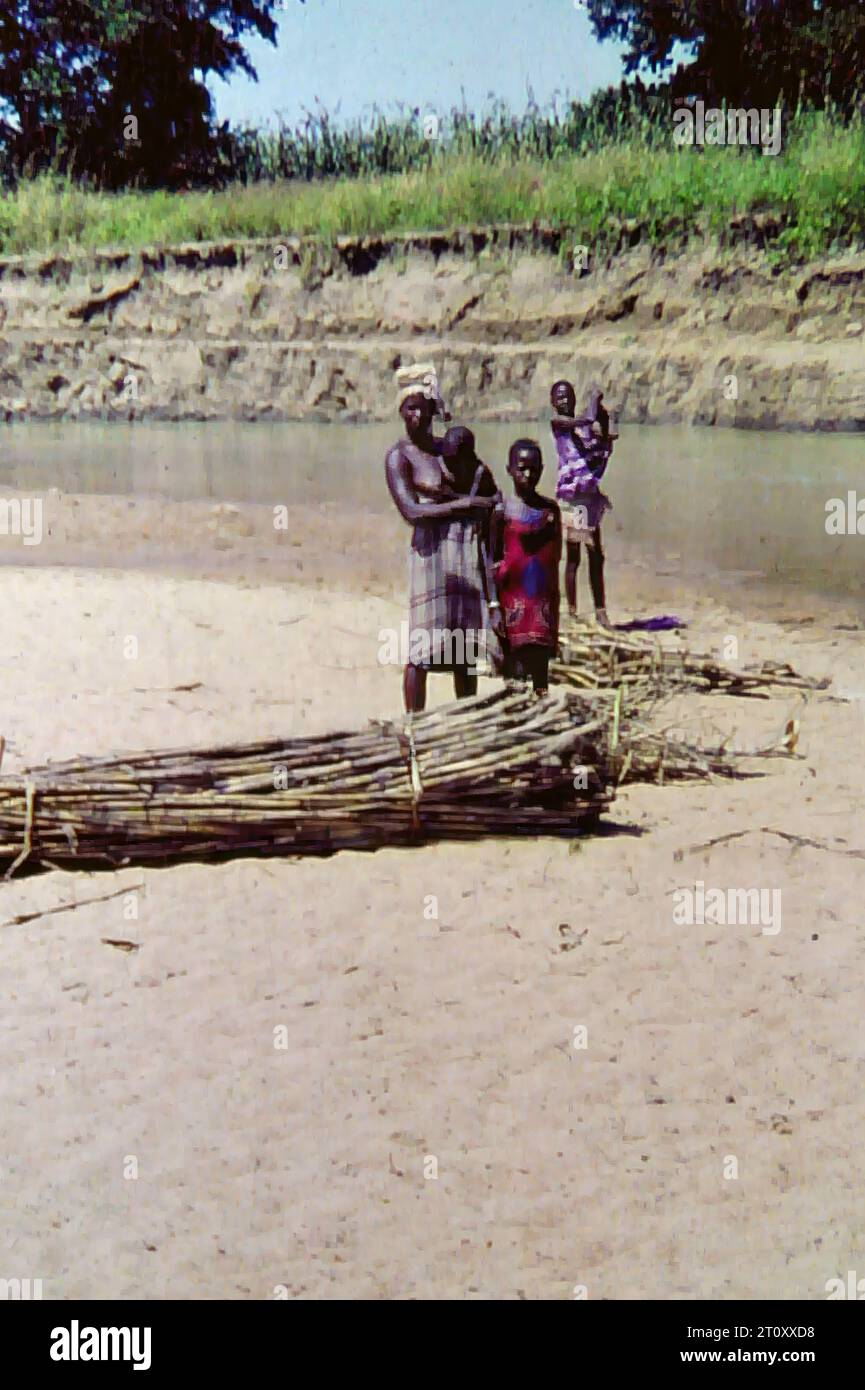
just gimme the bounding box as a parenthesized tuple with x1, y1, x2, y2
(0, 687, 792, 874)
(2, 881, 144, 928)
(679, 828, 865, 860)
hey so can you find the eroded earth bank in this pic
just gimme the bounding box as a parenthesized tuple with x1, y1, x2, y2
(1, 228, 863, 429)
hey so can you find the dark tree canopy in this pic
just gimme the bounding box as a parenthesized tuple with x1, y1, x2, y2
(0, 1, 281, 185)
(585, 1, 865, 108)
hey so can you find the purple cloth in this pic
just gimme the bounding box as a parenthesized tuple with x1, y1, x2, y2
(614, 616, 686, 632)
(552, 423, 612, 528)
(552, 424, 601, 496)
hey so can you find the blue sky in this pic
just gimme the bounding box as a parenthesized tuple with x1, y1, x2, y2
(210, 0, 628, 129)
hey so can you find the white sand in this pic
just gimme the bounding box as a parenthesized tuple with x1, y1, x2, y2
(1, 493, 863, 1299)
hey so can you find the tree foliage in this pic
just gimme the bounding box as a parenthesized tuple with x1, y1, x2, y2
(585, 1, 865, 108)
(0, 1, 280, 185)
(0, 3, 862, 189)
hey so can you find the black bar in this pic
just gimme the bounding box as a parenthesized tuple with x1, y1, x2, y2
(7, 1298, 859, 1374)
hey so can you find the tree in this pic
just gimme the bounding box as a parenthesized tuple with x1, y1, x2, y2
(0, 1, 284, 185)
(584, 1, 865, 109)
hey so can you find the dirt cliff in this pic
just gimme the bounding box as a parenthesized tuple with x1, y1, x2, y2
(0, 227, 863, 429)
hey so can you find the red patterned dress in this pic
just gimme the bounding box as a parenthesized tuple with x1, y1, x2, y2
(495, 496, 562, 654)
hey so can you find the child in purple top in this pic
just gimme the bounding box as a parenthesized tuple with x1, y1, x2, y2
(550, 380, 615, 626)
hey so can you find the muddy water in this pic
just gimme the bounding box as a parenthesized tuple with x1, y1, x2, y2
(1, 420, 862, 606)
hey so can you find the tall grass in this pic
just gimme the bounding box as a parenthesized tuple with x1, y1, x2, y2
(0, 107, 863, 262)
(219, 88, 669, 183)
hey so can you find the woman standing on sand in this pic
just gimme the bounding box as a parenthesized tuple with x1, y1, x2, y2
(385, 364, 504, 713)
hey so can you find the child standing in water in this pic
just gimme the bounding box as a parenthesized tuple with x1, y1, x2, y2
(550, 380, 615, 627)
(494, 439, 561, 695)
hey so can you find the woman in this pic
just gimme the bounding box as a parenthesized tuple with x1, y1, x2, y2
(385, 365, 503, 713)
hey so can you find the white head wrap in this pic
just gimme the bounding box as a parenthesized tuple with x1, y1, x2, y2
(395, 362, 448, 417)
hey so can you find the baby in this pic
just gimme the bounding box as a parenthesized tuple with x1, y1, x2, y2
(441, 425, 505, 659)
(441, 425, 498, 500)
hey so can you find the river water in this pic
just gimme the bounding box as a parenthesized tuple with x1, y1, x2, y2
(1, 420, 862, 607)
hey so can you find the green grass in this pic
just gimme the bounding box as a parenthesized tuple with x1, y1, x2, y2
(1, 111, 863, 263)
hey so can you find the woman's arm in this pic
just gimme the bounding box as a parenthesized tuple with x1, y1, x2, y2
(488, 498, 505, 567)
(472, 463, 503, 572)
(483, 502, 506, 638)
(385, 446, 493, 525)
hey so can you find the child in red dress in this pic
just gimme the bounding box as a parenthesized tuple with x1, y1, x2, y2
(494, 439, 562, 695)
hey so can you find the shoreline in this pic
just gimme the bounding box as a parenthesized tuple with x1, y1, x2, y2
(0, 487, 860, 628)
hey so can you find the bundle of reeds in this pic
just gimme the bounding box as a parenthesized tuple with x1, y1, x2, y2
(551, 621, 829, 699)
(0, 689, 618, 874)
(0, 682, 797, 875)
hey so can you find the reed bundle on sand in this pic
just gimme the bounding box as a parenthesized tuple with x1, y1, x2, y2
(0, 687, 795, 875)
(0, 690, 613, 873)
(551, 621, 829, 700)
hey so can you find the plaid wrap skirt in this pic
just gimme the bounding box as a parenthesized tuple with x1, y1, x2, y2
(408, 517, 499, 671)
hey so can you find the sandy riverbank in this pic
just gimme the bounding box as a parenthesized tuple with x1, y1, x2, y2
(1, 496, 863, 1299)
